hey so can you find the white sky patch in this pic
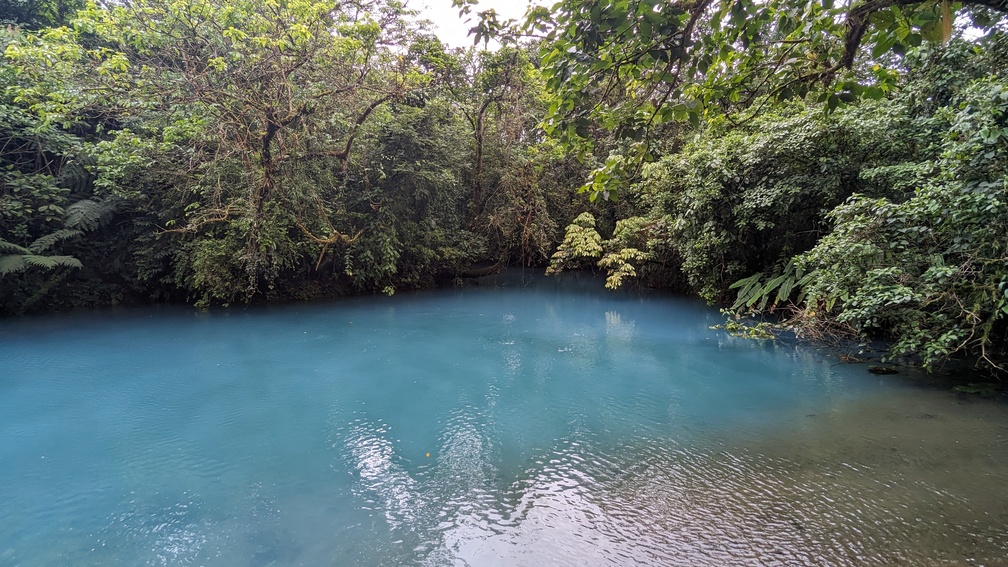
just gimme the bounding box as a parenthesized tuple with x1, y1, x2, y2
(414, 0, 536, 48)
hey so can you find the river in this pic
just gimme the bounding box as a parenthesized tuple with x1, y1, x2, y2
(1, 271, 1005, 565)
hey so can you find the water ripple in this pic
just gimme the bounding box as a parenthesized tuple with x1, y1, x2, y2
(2, 281, 1007, 566)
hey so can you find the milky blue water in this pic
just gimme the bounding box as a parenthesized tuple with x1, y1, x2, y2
(2, 272, 1007, 566)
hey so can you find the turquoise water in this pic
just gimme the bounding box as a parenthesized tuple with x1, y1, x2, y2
(2, 272, 1007, 566)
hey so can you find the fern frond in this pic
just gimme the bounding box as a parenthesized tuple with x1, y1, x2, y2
(28, 229, 82, 254)
(24, 254, 83, 270)
(0, 239, 30, 255)
(24, 255, 58, 269)
(59, 256, 84, 270)
(0, 255, 28, 275)
(66, 198, 118, 231)
(56, 155, 96, 194)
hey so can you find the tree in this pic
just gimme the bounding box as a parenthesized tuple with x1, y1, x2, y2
(337, 96, 475, 292)
(536, 0, 1006, 125)
(1, 25, 90, 311)
(7, 0, 444, 303)
(727, 39, 1008, 374)
(441, 47, 534, 221)
(454, 0, 1008, 199)
(0, 0, 84, 29)
(547, 103, 887, 297)
(436, 42, 565, 266)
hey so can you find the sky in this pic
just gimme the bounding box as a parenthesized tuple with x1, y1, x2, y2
(416, 0, 536, 48)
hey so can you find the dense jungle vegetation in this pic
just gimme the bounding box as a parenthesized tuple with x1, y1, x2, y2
(1, 0, 1006, 375)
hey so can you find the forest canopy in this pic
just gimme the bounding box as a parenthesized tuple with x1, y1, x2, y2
(1, 0, 1006, 375)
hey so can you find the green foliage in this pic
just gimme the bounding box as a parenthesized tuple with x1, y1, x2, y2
(483, 159, 559, 267)
(15, 0, 443, 303)
(598, 246, 646, 290)
(4, 0, 1003, 384)
(715, 314, 776, 340)
(547, 37, 987, 300)
(547, 212, 603, 274)
(0, 26, 106, 309)
(338, 99, 475, 292)
(512, 0, 1007, 199)
(592, 215, 666, 290)
(733, 71, 1008, 373)
(634, 105, 886, 301)
(729, 259, 815, 313)
(441, 45, 563, 266)
(0, 0, 84, 29)
(1, 1, 577, 311)
(0, 228, 82, 275)
(64, 197, 118, 232)
(547, 211, 666, 289)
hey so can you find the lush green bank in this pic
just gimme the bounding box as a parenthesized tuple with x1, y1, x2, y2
(1, 0, 1006, 375)
(549, 36, 1008, 376)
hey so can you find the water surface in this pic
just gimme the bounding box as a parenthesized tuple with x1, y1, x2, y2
(2, 272, 1006, 566)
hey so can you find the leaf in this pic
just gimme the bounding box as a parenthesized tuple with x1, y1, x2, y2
(776, 277, 794, 303)
(869, 9, 895, 27)
(871, 37, 894, 59)
(865, 86, 885, 100)
(921, 20, 943, 43)
(826, 94, 839, 113)
(65, 198, 118, 231)
(760, 274, 788, 296)
(0, 239, 30, 255)
(0, 255, 28, 276)
(730, 272, 765, 310)
(729, 272, 763, 290)
(28, 230, 82, 254)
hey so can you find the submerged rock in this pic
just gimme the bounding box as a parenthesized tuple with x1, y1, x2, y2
(868, 365, 900, 375)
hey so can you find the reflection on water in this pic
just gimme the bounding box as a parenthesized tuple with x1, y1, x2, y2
(0, 272, 1006, 566)
(328, 391, 1008, 567)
